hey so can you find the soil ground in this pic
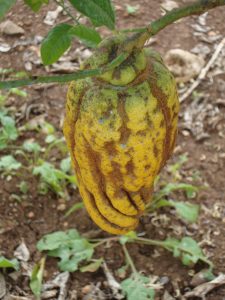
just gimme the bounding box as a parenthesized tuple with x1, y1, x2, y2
(0, 0, 225, 299)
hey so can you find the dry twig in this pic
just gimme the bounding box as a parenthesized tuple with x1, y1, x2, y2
(180, 37, 225, 103)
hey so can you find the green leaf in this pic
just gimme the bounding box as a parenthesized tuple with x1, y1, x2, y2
(60, 157, 71, 173)
(10, 88, 27, 98)
(69, 0, 115, 29)
(30, 257, 45, 299)
(24, 0, 48, 12)
(37, 229, 80, 251)
(0, 0, 16, 20)
(0, 114, 18, 141)
(64, 202, 84, 218)
(0, 256, 19, 270)
(0, 155, 21, 171)
(162, 237, 213, 268)
(120, 231, 138, 245)
(23, 140, 41, 153)
(69, 25, 101, 48)
(121, 274, 155, 300)
(156, 183, 198, 200)
(126, 4, 139, 14)
(41, 24, 73, 65)
(41, 122, 55, 134)
(19, 181, 29, 194)
(80, 258, 103, 272)
(169, 200, 199, 223)
(33, 162, 71, 194)
(37, 230, 94, 272)
(45, 134, 56, 143)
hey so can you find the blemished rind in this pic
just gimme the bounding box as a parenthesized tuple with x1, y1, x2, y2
(63, 46, 180, 235)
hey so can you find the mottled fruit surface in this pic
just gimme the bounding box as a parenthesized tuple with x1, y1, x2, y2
(63, 36, 179, 234)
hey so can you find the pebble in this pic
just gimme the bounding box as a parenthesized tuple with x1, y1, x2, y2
(57, 203, 66, 211)
(0, 20, 24, 35)
(27, 211, 35, 218)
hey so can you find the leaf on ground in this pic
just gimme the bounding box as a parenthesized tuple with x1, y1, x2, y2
(121, 274, 155, 300)
(23, 140, 41, 153)
(80, 258, 103, 273)
(0, 256, 19, 270)
(37, 229, 94, 272)
(30, 257, 45, 299)
(162, 237, 212, 268)
(155, 183, 198, 200)
(33, 161, 74, 194)
(0, 114, 18, 142)
(169, 200, 199, 223)
(60, 157, 71, 173)
(0, 155, 21, 171)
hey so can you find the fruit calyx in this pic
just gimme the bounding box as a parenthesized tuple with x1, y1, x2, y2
(82, 32, 150, 86)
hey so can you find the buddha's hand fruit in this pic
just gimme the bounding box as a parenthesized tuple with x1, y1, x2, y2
(63, 34, 180, 235)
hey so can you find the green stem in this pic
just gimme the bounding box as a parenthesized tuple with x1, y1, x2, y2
(91, 236, 119, 248)
(0, 53, 127, 89)
(148, 0, 225, 36)
(134, 237, 166, 247)
(122, 244, 138, 276)
(1, 0, 225, 89)
(54, 0, 80, 25)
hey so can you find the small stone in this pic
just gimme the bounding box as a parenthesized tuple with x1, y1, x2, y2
(27, 211, 34, 218)
(82, 285, 92, 294)
(57, 203, 66, 211)
(182, 130, 190, 137)
(0, 20, 24, 35)
(159, 276, 170, 285)
(63, 222, 68, 227)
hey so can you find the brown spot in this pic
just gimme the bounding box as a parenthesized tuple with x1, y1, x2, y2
(145, 164, 151, 171)
(153, 104, 160, 114)
(126, 160, 134, 174)
(153, 145, 159, 158)
(160, 119, 165, 128)
(147, 58, 175, 167)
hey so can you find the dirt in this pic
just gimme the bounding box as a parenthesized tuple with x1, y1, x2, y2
(0, 0, 225, 299)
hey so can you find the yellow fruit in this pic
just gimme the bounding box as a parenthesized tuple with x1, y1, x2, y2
(63, 35, 179, 235)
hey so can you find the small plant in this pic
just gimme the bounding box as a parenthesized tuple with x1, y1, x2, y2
(30, 257, 46, 300)
(35, 227, 213, 299)
(33, 160, 76, 197)
(0, 109, 18, 150)
(37, 229, 94, 272)
(148, 182, 199, 223)
(0, 255, 19, 270)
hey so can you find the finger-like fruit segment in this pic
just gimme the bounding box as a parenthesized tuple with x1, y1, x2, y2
(63, 39, 179, 235)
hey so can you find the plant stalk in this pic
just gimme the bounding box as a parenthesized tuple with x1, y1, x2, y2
(0, 0, 225, 89)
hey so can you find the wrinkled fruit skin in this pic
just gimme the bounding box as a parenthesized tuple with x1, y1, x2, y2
(63, 37, 180, 235)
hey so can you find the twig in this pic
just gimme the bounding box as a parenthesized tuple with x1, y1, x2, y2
(102, 262, 122, 298)
(180, 37, 225, 103)
(53, 0, 79, 24)
(184, 273, 225, 299)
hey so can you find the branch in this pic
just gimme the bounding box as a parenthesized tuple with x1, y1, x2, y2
(0, 53, 127, 89)
(1, 0, 225, 90)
